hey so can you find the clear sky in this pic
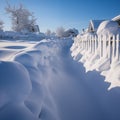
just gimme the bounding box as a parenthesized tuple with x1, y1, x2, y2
(0, 0, 120, 32)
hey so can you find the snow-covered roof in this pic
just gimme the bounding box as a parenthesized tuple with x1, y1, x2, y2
(97, 20, 120, 36)
(112, 15, 120, 21)
(112, 15, 120, 26)
(88, 20, 105, 32)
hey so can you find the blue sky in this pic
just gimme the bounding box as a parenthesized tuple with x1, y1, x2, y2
(0, 0, 120, 32)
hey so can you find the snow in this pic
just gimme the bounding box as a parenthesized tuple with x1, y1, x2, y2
(112, 15, 120, 21)
(0, 31, 45, 41)
(105, 59, 120, 90)
(97, 20, 120, 36)
(0, 61, 32, 103)
(0, 32, 120, 120)
(71, 33, 120, 89)
(71, 19, 120, 91)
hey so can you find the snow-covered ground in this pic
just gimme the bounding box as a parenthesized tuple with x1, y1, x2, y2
(0, 37, 120, 120)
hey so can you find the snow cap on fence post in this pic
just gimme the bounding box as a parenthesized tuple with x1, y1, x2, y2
(116, 34, 120, 61)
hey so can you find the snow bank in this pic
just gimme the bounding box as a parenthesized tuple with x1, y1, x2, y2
(71, 23, 120, 90)
(0, 61, 32, 104)
(0, 31, 45, 41)
(105, 59, 120, 90)
(0, 37, 73, 120)
(0, 61, 36, 120)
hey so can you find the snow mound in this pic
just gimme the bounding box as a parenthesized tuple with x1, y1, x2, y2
(105, 59, 120, 90)
(0, 61, 32, 106)
(12, 38, 73, 119)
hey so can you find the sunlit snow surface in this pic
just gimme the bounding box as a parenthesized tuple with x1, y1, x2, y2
(0, 38, 120, 120)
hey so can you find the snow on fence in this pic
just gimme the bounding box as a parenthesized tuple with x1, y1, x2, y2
(77, 34, 120, 63)
(71, 34, 120, 89)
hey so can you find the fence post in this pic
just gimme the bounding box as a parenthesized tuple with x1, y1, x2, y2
(87, 37, 89, 51)
(99, 35, 102, 58)
(116, 34, 120, 61)
(94, 35, 97, 54)
(108, 35, 112, 63)
(103, 35, 107, 58)
(91, 36, 93, 53)
(93, 36, 95, 54)
(81, 39, 83, 50)
(91, 35, 92, 53)
(85, 39, 86, 50)
(88, 36, 90, 51)
(112, 35, 115, 60)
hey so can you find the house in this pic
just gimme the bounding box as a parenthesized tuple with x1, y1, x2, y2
(30, 25, 40, 33)
(21, 25, 40, 34)
(88, 20, 105, 33)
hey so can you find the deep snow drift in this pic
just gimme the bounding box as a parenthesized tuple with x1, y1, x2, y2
(0, 38, 120, 120)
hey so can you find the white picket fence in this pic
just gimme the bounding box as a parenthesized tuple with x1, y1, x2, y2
(78, 34, 120, 63)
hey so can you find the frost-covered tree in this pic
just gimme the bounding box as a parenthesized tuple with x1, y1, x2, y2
(56, 27, 65, 37)
(46, 29, 51, 36)
(65, 28, 79, 37)
(56, 27, 79, 38)
(5, 3, 36, 32)
(0, 20, 4, 31)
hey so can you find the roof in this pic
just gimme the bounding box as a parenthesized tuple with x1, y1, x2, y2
(112, 15, 120, 26)
(112, 15, 120, 21)
(88, 20, 105, 32)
